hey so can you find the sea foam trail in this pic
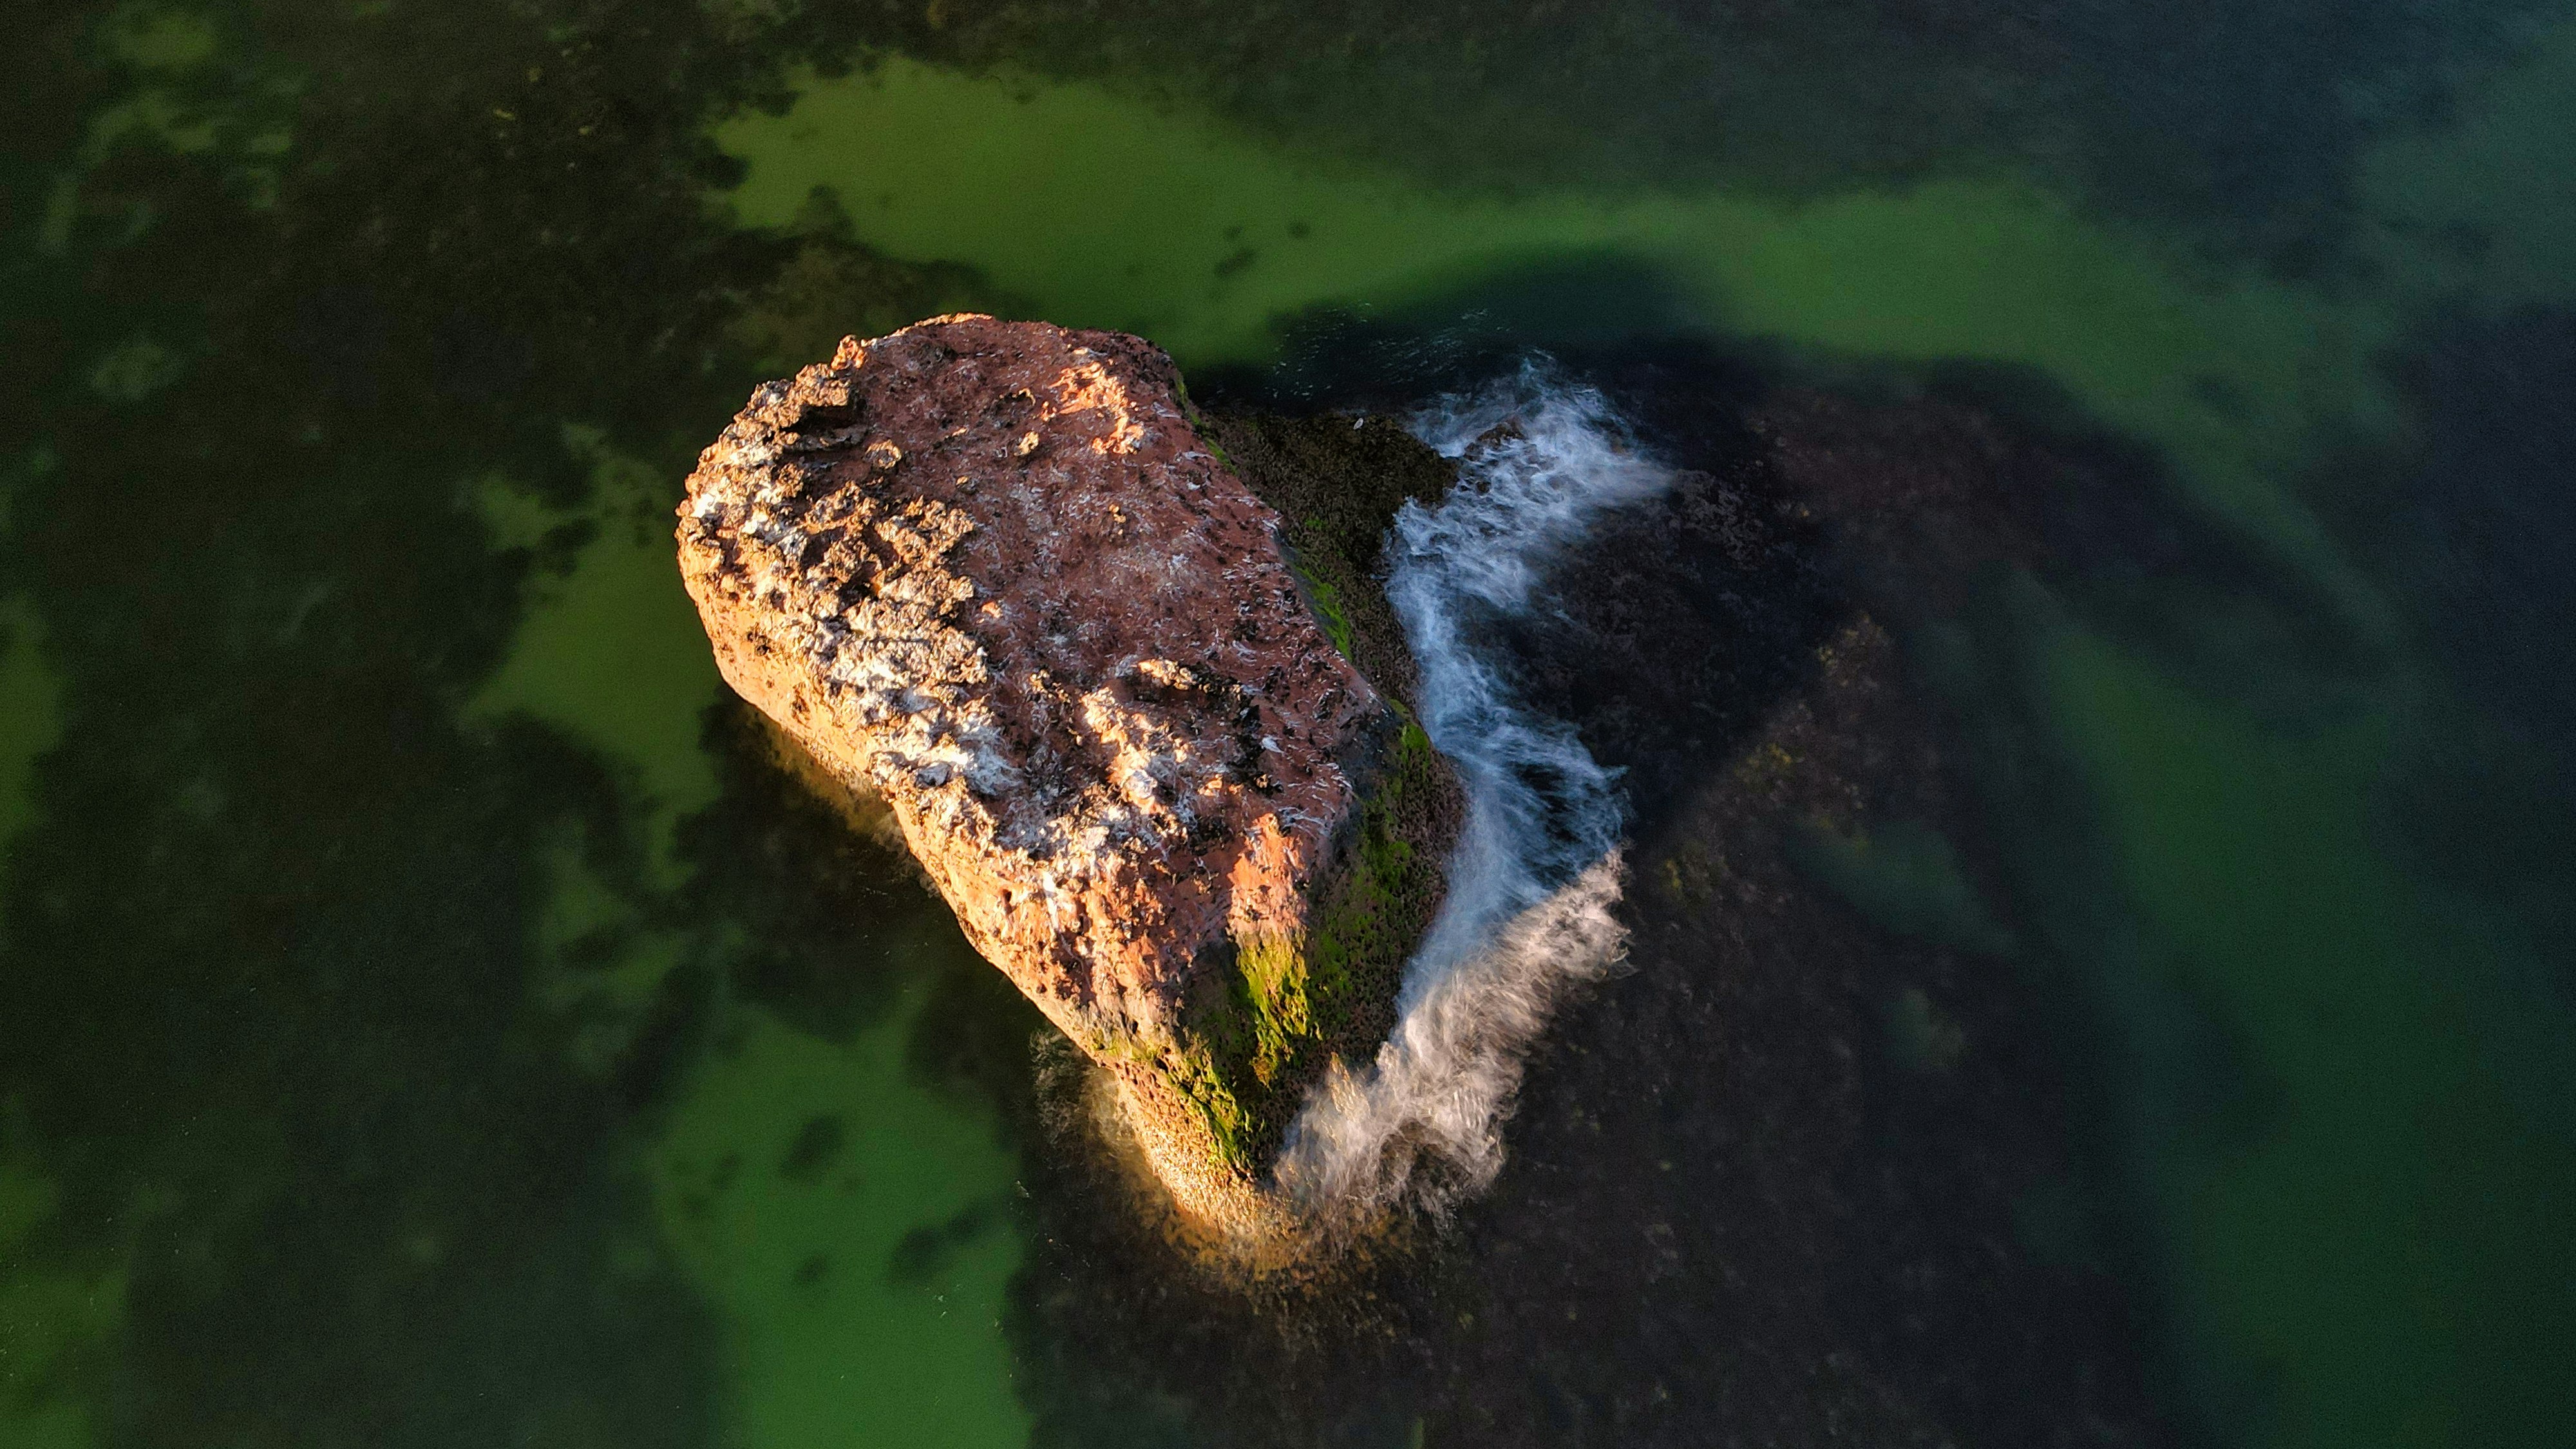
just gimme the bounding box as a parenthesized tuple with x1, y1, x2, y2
(1274, 363, 1676, 1219)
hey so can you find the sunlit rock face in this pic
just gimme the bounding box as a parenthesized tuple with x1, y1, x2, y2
(677, 316, 1452, 1231)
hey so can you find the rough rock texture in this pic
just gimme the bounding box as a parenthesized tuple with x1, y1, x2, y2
(676, 316, 1454, 1228)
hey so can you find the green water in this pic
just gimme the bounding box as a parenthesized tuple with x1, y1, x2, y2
(2050, 627, 2576, 1447)
(649, 985, 1026, 1449)
(712, 33, 2570, 614)
(5, 3, 2574, 1446)
(469, 429, 726, 885)
(714, 50, 2576, 1442)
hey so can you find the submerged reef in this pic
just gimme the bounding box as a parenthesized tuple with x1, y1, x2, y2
(676, 316, 1458, 1235)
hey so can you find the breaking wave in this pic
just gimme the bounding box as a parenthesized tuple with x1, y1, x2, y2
(1274, 361, 1677, 1219)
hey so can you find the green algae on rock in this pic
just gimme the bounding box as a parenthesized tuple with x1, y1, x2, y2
(676, 316, 1458, 1236)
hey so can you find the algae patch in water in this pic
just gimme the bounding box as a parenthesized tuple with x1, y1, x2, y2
(1790, 817, 2016, 960)
(2046, 624, 2576, 1448)
(649, 979, 1028, 1449)
(468, 426, 723, 885)
(521, 828, 693, 1079)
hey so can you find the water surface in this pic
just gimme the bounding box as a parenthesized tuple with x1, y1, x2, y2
(4, 3, 2573, 1446)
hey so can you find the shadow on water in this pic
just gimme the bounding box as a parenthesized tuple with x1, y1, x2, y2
(1193, 254, 1712, 410)
(1213, 282, 2381, 750)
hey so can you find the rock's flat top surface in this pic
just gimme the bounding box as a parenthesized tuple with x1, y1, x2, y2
(676, 316, 1383, 1052)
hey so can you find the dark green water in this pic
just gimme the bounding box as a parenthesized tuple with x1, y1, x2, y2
(4, 3, 2573, 1446)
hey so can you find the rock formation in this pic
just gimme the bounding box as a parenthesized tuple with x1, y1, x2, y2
(676, 315, 1455, 1231)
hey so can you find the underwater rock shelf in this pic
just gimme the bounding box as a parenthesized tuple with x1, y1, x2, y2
(677, 315, 1457, 1234)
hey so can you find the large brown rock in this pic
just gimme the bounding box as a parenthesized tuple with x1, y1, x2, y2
(676, 315, 1454, 1229)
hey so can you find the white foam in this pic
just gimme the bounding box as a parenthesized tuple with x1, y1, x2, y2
(1274, 361, 1674, 1219)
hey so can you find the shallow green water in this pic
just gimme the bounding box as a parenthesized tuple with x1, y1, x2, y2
(5, 3, 2574, 1446)
(2049, 626, 2576, 1448)
(649, 983, 1026, 1449)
